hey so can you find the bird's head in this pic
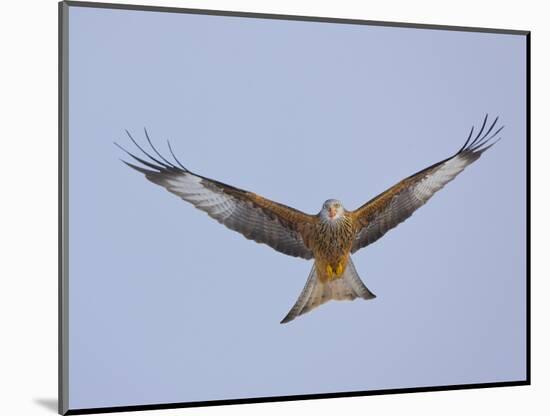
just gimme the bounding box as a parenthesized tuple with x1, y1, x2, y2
(320, 199, 345, 222)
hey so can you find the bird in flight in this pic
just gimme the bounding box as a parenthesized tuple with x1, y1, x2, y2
(117, 115, 502, 324)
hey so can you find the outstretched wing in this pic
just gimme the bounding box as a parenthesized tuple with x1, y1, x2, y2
(117, 131, 316, 259)
(351, 115, 502, 253)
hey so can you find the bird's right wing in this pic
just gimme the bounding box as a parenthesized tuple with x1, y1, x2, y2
(117, 131, 316, 259)
(351, 115, 502, 253)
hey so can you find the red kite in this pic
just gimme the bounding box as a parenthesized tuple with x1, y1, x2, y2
(117, 115, 502, 323)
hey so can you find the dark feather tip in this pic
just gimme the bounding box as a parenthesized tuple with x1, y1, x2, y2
(459, 115, 503, 154)
(115, 130, 189, 173)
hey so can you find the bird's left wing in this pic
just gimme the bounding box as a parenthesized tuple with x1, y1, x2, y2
(117, 131, 316, 259)
(351, 115, 502, 253)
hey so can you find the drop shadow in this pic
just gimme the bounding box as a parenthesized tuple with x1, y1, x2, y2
(34, 398, 58, 413)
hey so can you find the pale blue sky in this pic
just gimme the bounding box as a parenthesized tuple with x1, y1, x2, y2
(68, 5, 527, 410)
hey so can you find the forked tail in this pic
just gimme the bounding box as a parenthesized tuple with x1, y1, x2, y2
(280, 258, 376, 324)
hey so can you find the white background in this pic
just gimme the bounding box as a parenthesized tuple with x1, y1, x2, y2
(0, 0, 545, 415)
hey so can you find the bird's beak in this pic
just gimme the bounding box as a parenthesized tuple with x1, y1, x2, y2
(328, 208, 336, 218)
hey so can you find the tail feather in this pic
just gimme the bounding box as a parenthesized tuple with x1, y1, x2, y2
(280, 258, 375, 324)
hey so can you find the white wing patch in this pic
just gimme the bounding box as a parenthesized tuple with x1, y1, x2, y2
(164, 175, 236, 220)
(413, 153, 476, 202)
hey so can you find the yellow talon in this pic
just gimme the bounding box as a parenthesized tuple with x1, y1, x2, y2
(336, 263, 344, 276)
(326, 264, 334, 279)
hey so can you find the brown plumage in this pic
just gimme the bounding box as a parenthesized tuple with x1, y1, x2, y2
(310, 213, 354, 282)
(117, 115, 502, 323)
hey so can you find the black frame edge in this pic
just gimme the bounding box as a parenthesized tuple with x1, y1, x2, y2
(65, 380, 529, 415)
(525, 31, 531, 385)
(59, 1, 70, 415)
(58, 2, 62, 412)
(58, 2, 63, 413)
(62, 0, 529, 35)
